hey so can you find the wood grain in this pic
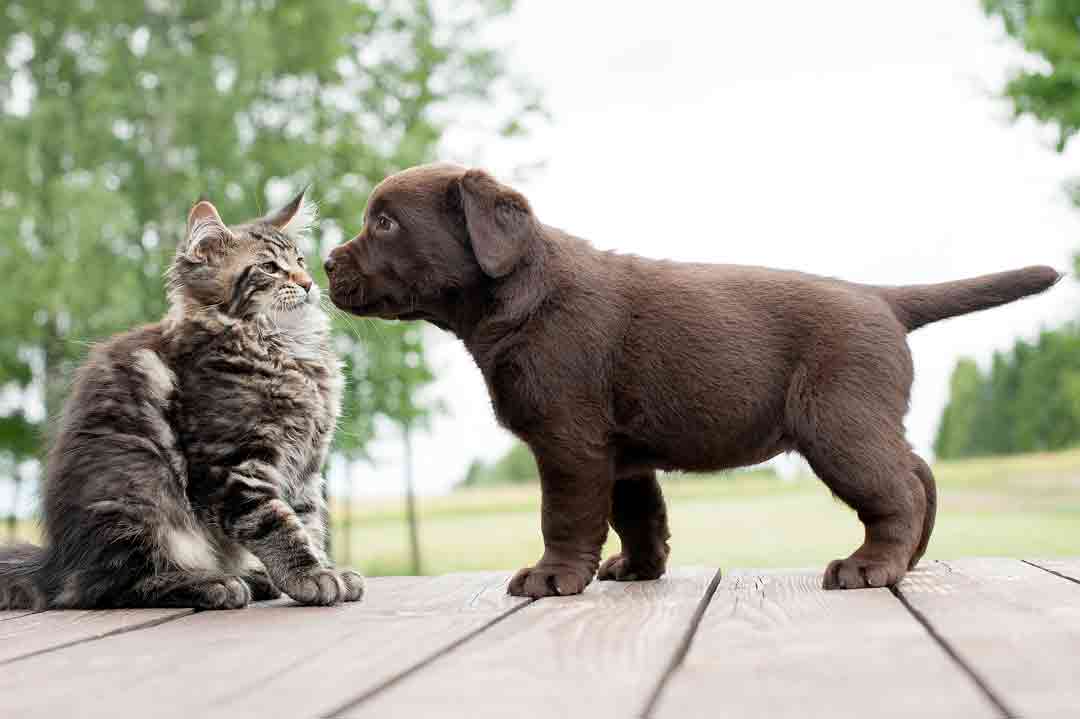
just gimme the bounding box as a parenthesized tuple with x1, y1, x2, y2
(342, 567, 718, 719)
(0, 608, 192, 665)
(0, 572, 525, 719)
(654, 568, 995, 718)
(897, 558, 1080, 717)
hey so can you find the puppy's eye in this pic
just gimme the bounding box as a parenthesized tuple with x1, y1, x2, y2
(261, 261, 281, 274)
(375, 214, 395, 233)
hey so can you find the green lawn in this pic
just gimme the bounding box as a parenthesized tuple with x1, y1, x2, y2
(332, 449, 1080, 576)
(8, 450, 1079, 577)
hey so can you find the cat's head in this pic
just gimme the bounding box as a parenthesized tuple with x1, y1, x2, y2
(167, 190, 321, 321)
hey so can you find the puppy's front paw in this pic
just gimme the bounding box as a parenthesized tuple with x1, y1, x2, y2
(597, 553, 666, 582)
(508, 564, 592, 598)
(279, 568, 363, 606)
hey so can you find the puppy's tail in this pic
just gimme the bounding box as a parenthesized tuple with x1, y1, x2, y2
(0, 542, 48, 610)
(875, 265, 1063, 332)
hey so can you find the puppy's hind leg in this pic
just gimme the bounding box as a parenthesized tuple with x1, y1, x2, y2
(790, 367, 926, 590)
(598, 470, 671, 582)
(909, 452, 937, 569)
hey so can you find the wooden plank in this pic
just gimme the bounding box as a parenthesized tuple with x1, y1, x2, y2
(0, 572, 526, 719)
(342, 567, 718, 719)
(654, 568, 995, 719)
(897, 558, 1080, 718)
(1026, 557, 1080, 584)
(0, 608, 192, 665)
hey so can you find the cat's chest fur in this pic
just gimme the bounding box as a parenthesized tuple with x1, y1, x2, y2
(170, 315, 342, 492)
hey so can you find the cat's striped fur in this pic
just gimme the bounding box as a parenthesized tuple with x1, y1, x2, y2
(0, 193, 362, 609)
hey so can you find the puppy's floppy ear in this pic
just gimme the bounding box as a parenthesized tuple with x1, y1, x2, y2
(459, 169, 536, 278)
(184, 199, 234, 263)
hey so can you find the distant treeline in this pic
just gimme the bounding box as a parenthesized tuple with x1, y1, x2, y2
(935, 325, 1080, 459)
(461, 443, 539, 486)
(459, 442, 784, 487)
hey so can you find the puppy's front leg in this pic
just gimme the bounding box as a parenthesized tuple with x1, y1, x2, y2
(508, 450, 613, 598)
(598, 470, 671, 582)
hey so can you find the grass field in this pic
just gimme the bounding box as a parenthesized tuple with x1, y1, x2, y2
(330, 449, 1080, 576)
(8, 449, 1079, 577)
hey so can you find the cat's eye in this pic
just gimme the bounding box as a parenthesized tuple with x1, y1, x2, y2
(261, 261, 281, 274)
(296, 256, 306, 266)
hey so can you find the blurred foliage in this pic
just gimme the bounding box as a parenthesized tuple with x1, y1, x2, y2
(984, 0, 1080, 247)
(460, 441, 538, 487)
(0, 0, 540, 496)
(935, 327, 1080, 458)
(984, 0, 1080, 153)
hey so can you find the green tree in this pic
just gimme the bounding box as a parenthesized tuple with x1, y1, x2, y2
(934, 358, 984, 459)
(0, 2, 539, 512)
(934, 326, 1080, 458)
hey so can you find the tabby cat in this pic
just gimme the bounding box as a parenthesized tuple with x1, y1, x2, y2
(0, 192, 363, 609)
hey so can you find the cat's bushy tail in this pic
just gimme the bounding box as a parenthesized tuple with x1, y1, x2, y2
(0, 543, 48, 609)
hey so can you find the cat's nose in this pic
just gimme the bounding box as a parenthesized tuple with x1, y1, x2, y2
(323, 255, 337, 276)
(291, 271, 313, 293)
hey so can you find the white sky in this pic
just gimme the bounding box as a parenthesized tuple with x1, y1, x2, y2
(341, 1, 1080, 496)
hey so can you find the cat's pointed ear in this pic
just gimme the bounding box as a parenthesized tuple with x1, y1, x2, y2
(459, 169, 537, 278)
(184, 199, 233, 263)
(263, 187, 318, 237)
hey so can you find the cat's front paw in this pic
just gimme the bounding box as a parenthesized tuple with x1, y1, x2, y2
(243, 571, 282, 601)
(279, 568, 365, 606)
(338, 569, 365, 601)
(191, 576, 252, 610)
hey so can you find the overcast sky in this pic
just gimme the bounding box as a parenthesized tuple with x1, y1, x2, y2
(337, 1, 1080, 496)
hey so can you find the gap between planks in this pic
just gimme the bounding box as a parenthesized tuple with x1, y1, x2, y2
(641, 568, 722, 718)
(0, 608, 194, 667)
(322, 598, 535, 717)
(893, 558, 1080, 719)
(1022, 558, 1080, 586)
(889, 584, 1016, 718)
(0, 599, 275, 668)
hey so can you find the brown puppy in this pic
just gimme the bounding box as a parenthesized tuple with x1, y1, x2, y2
(325, 163, 1060, 597)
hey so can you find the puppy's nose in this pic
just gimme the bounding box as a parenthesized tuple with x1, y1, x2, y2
(324, 255, 337, 276)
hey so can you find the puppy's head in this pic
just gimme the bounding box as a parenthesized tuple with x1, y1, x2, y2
(325, 163, 538, 320)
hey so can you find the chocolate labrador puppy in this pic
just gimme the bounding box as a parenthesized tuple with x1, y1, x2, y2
(325, 163, 1059, 597)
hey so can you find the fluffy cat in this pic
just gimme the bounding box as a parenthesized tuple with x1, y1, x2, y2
(0, 192, 363, 609)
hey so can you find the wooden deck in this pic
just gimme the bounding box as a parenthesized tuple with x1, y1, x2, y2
(1, 558, 1077, 718)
